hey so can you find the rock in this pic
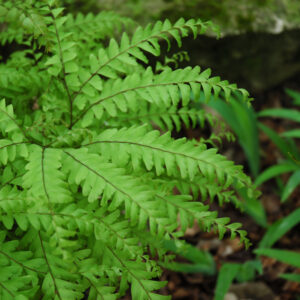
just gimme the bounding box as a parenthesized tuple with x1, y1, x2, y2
(184, 29, 300, 93)
(224, 293, 238, 300)
(229, 282, 276, 300)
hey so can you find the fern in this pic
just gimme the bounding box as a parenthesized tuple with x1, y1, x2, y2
(0, 1, 257, 299)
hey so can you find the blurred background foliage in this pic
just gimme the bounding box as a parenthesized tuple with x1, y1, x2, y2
(62, 0, 300, 34)
(60, 0, 300, 93)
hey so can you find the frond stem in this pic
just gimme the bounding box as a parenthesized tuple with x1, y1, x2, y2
(41, 148, 53, 213)
(38, 231, 62, 300)
(107, 246, 153, 300)
(85, 277, 105, 300)
(0, 281, 14, 297)
(0, 172, 25, 189)
(71, 79, 230, 127)
(0, 108, 31, 141)
(71, 25, 198, 102)
(81, 139, 241, 182)
(50, 10, 73, 129)
(0, 249, 46, 274)
(63, 150, 153, 219)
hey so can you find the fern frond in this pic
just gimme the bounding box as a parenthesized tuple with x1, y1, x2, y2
(73, 66, 249, 126)
(0, 60, 48, 105)
(175, 175, 242, 207)
(152, 192, 249, 246)
(0, 140, 29, 167)
(72, 18, 213, 98)
(23, 146, 72, 205)
(0, 230, 42, 299)
(0, 0, 53, 47)
(0, 99, 26, 140)
(38, 231, 84, 300)
(108, 104, 218, 132)
(102, 245, 170, 300)
(63, 149, 161, 227)
(82, 274, 118, 300)
(83, 126, 254, 196)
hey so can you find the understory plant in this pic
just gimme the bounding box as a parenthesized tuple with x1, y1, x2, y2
(201, 89, 300, 298)
(0, 1, 257, 299)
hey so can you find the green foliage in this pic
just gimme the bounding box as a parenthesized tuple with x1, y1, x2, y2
(208, 90, 300, 297)
(200, 89, 300, 224)
(194, 93, 267, 228)
(196, 93, 260, 178)
(257, 89, 300, 202)
(259, 207, 300, 249)
(0, 1, 257, 299)
(255, 248, 300, 282)
(214, 259, 262, 299)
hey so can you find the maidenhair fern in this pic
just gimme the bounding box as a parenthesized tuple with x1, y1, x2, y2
(0, 0, 258, 299)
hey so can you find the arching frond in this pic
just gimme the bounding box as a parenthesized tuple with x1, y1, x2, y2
(72, 18, 214, 97)
(73, 66, 249, 126)
(107, 104, 218, 132)
(83, 126, 254, 196)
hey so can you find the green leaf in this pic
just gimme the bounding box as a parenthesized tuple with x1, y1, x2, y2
(214, 263, 240, 300)
(285, 88, 300, 106)
(52, 7, 64, 18)
(162, 239, 216, 275)
(89, 76, 103, 91)
(258, 122, 298, 160)
(63, 51, 77, 63)
(281, 169, 300, 202)
(200, 95, 260, 177)
(237, 187, 266, 227)
(23, 17, 34, 31)
(65, 61, 79, 73)
(235, 260, 262, 283)
(280, 273, 300, 283)
(45, 55, 60, 66)
(258, 108, 300, 123)
(255, 162, 299, 186)
(0, 6, 8, 17)
(281, 129, 300, 139)
(255, 248, 300, 268)
(259, 207, 300, 248)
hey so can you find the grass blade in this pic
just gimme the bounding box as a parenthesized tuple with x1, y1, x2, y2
(281, 169, 300, 202)
(214, 263, 240, 300)
(255, 248, 300, 268)
(255, 162, 299, 186)
(259, 207, 300, 248)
